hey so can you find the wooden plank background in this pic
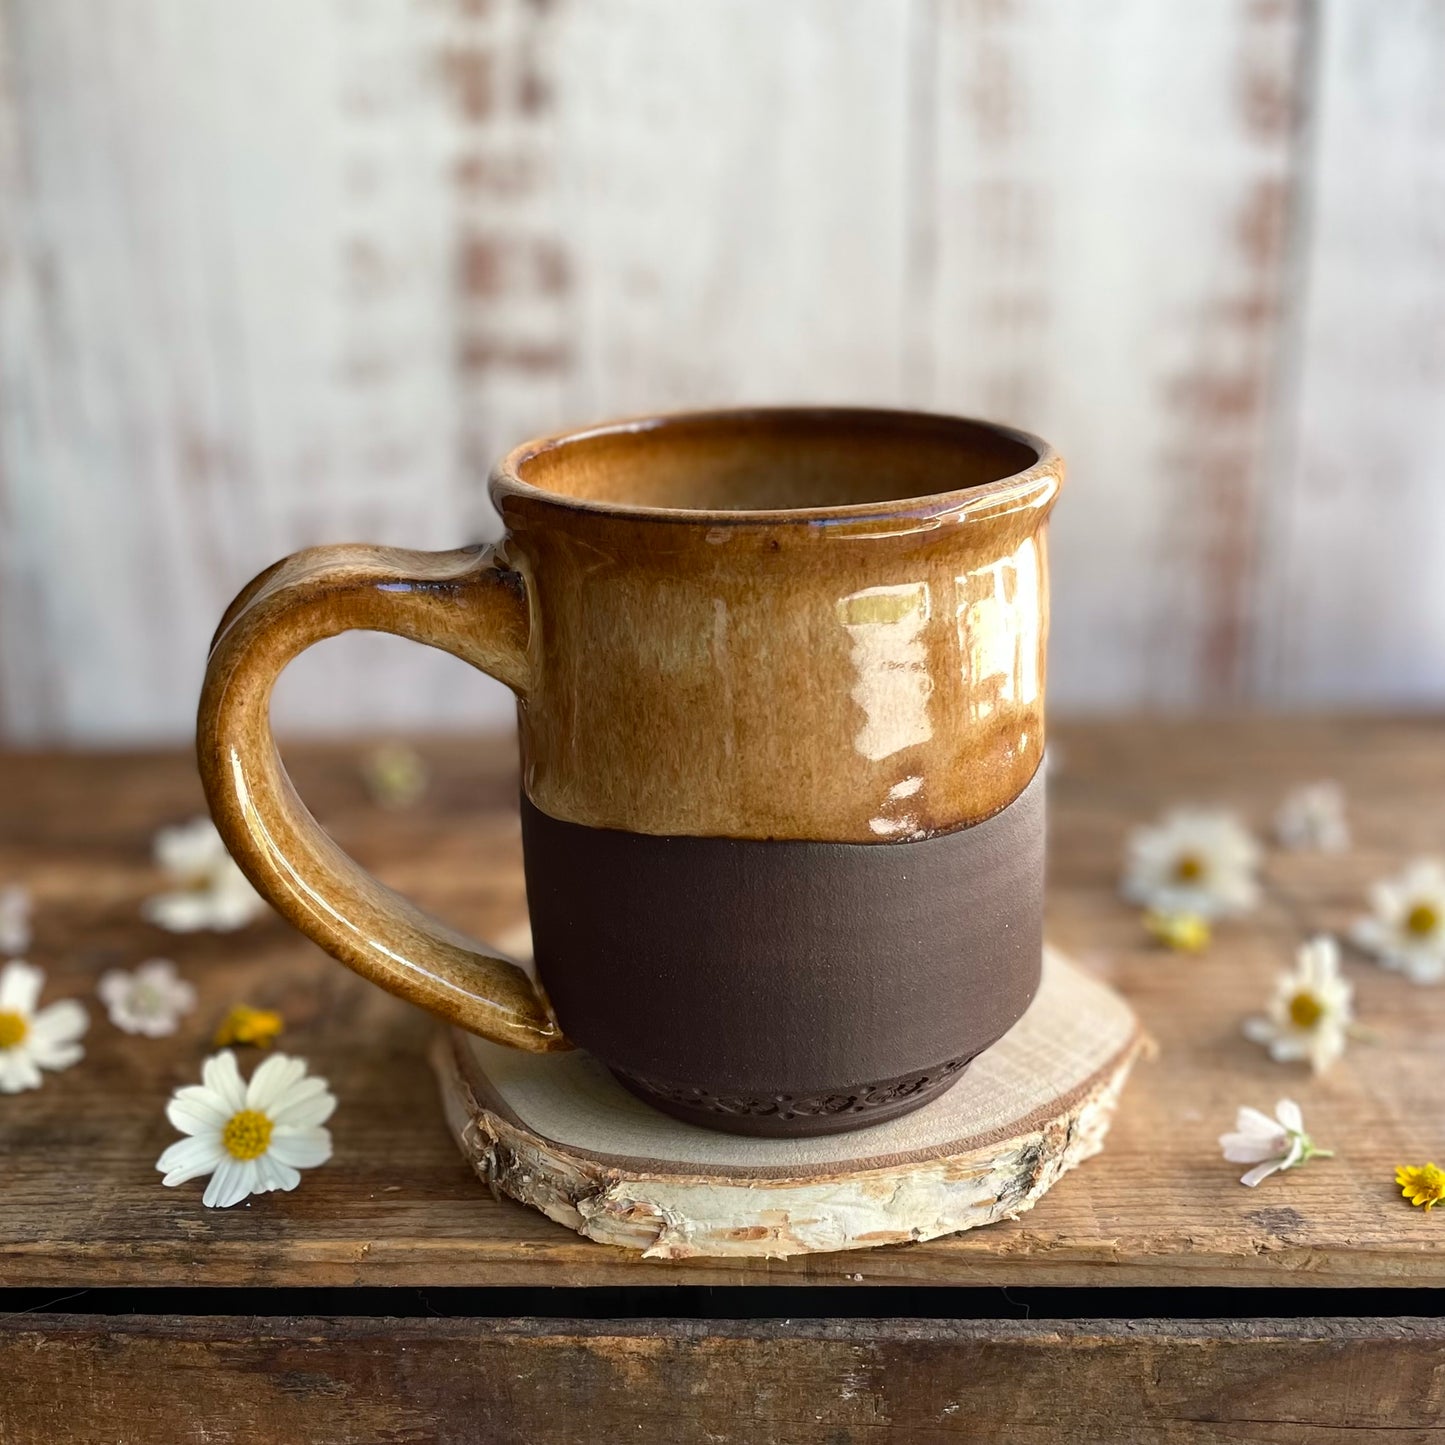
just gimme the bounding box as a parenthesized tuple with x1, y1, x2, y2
(0, 0, 1441, 743)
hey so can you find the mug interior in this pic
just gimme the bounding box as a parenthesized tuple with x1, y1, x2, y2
(502, 408, 1045, 515)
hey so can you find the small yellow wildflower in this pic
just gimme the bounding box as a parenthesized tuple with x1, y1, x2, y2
(1143, 909, 1211, 953)
(360, 742, 430, 811)
(213, 1004, 284, 1050)
(1396, 1163, 1445, 1212)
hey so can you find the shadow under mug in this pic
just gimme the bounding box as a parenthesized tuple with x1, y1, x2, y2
(199, 407, 1063, 1137)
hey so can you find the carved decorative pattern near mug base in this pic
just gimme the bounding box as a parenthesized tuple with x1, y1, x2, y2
(611, 1055, 976, 1139)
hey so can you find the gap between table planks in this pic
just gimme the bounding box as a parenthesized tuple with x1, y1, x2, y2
(2, 716, 1444, 1289)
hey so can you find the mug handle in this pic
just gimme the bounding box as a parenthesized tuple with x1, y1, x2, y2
(197, 541, 568, 1052)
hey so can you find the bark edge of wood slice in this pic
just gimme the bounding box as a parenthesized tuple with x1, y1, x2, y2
(432, 946, 1145, 1259)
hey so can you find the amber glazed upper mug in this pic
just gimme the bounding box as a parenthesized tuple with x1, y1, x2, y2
(199, 408, 1062, 1137)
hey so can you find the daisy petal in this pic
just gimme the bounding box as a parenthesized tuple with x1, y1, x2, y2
(1405, 956, 1445, 985)
(205, 884, 264, 931)
(0, 960, 43, 1015)
(256, 1155, 302, 1194)
(97, 970, 131, 1008)
(157, 1135, 225, 1185)
(203, 1157, 258, 1209)
(1240, 1158, 1285, 1188)
(28, 1037, 83, 1071)
(167, 1085, 233, 1135)
(1234, 1106, 1282, 1138)
(1220, 1133, 1284, 1164)
(202, 1051, 247, 1112)
(0, 1052, 43, 1093)
(268, 1127, 333, 1170)
(29, 999, 89, 1047)
(1275, 1099, 1304, 1134)
(246, 1053, 308, 1112)
(142, 892, 215, 933)
(136, 959, 179, 986)
(155, 818, 227, 875)
(269, 1080, 337, 1130)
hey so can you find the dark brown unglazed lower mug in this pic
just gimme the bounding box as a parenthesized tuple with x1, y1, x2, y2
(522, 773, 1044, 1135)
(198, 408, 1062, 1138)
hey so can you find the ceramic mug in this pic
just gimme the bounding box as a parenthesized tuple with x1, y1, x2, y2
(199, 407, 1062, 1137)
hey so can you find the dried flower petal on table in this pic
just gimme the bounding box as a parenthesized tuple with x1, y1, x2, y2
(1351, 859, 1445, 984)
(1243, 935, 1354, 1075)
(214, 1004, 284, 1050)
(0, 960, 88, 1094)
(1122, 808, 1261, 920)
(1274, 781, 1350, 853)
(1397, 1164, 1445, 1213)
(360, 742, 430, 811)
(1143, 909, 1211, 952)
(143, 817, 267, 933)
(1219, 1098, 1331, 1187)
(98, 958, 196, 1038)
(0, 884, 32, 954)
(156, 1050, 336, 1209)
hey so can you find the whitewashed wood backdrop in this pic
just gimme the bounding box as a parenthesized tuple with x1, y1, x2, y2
(1, 0, 1442, 743)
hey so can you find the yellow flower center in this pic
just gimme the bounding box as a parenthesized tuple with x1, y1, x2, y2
(0, 1010, 27, 1049)
(1288, 991, 1324, 1029)
(1173, 853, 1206, 883)
(1406, 902, 1439, 937)
(221, 1109, 274, 1161)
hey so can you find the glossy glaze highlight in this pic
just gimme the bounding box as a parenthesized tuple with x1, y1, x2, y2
(495, 409, 1060, 841)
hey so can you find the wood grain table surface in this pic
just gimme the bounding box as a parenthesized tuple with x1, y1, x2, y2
(5, 717, 1445, 1442)
(3, 716, 1445, 1293)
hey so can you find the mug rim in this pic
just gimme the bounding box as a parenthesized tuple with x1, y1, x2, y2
(491, 405, 1062, 525)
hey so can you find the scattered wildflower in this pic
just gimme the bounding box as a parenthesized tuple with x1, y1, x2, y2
(1274, 781, 1350, 853)
(98, 959, 196, 1038)
(142, 817, 266, 933)
(1219, 1098, 1331, 1187)
(1122, 808, 1261, 919)
(214, 1004, 284, 1050)
(1397, 1164, 1445, 1213)
(1243, 935, 1354, 1074)
(1143, 909, 1212, 952)
(0, 884, 31, 954)
(156, 1051, 335, 1209)
(0, 960, 88, 1094)
(1351, 859, 1445, 984)
(360, 742, 430, 810)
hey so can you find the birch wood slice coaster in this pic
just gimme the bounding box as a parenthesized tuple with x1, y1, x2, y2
(433, 943, 1144, 1260)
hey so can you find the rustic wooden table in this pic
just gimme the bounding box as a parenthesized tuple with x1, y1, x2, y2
(4, 718, 1444, 1442)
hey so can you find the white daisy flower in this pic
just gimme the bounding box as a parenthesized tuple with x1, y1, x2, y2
(1351, 859, 1445, 984)
(1122, 807, 1261, 919)
(1274, 781, 1350, 853)
(0, 884, 32, 954)
(142, 817, 266, 933)
(157, 1051, 336, 1209)
(1219, 1098, 1331, 1187)
(98, 958, 197, 1038)
(0, 960, 88, 1094)
(1243, 935, 1354, 1074)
